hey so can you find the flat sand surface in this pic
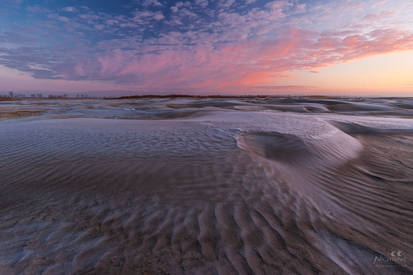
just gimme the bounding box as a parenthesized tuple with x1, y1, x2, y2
(0, 97, 412, 274)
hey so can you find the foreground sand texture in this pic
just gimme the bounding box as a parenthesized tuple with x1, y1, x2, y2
(0, 97, 412, 274)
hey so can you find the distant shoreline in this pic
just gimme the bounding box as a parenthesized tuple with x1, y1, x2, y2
(2, 95, 412, 101)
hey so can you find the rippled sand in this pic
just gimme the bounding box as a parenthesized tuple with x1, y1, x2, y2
(0, 97, 412, 274)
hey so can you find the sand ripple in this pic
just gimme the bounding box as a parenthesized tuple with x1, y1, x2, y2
(0, 101, 412, 274)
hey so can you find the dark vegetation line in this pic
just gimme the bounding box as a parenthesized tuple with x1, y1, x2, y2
(1, 95, 412, 101)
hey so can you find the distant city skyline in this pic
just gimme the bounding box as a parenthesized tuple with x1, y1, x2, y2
(1, 0, 413, 96)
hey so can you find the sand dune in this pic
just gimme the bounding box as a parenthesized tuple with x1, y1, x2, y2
(0, 98, 412, 274)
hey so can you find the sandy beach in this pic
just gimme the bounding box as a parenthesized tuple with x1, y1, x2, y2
(0, 97, 412, 274)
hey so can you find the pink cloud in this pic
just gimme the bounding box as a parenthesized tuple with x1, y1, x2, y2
(64, 26, 413, 90)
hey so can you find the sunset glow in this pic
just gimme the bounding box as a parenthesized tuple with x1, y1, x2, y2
(1, 0, 412, 95)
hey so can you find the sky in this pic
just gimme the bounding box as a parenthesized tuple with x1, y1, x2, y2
(0, 0, 412, 96)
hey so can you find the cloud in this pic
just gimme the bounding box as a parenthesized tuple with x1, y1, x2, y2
(47, 14, 70, 23)
(195, 0, 209, 8)
(142, 0, 163, 7)
(153, 11, 165, 21)
(32, 26, 409, 90)
(1, 0, 413, 92)
(62, 6, 77, 12)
